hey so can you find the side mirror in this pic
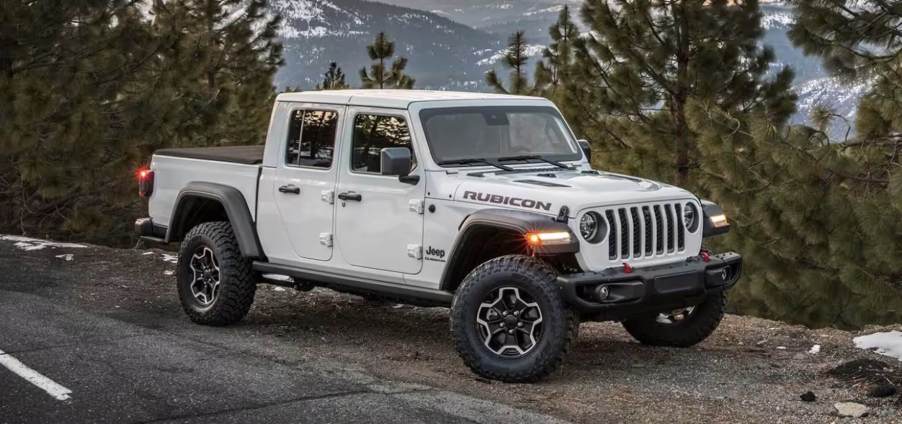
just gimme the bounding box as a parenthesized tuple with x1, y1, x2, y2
(578, 139, 592, 163)
(380, 147, 419, 184)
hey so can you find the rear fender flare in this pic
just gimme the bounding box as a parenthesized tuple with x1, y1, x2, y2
(167, 182, 264, 259)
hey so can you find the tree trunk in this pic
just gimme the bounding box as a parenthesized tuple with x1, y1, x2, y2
(672, 1, 691, 187)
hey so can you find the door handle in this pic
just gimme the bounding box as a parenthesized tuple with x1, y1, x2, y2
(278, 184, 300, 194)
(337, 191, 362, 202)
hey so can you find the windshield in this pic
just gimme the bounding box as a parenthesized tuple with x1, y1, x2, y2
(419, 106, 581, 166)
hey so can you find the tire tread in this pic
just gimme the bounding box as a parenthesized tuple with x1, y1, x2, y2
(450, 255, 577, 383)
(621, 291, 726, 347)
(178, 221, 255, 326)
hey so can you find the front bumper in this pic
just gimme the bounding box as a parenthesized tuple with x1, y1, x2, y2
(557, 252, 742, 321)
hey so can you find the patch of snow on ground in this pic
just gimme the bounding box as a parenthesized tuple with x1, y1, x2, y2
(808, 344, 821, 354)
(55, 254, 74, 261)
(1, 235, 87, 251)
(263, 273, 293, 282)
(161, 254, 178, 264)
(854, 331, 902, 362)
(164, 270, 174, 276)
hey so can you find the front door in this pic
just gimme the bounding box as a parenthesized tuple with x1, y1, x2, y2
(272, 107, 341, 261)
(335, 109, 425, 274)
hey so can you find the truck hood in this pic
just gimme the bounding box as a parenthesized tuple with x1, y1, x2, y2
(444, 168, 695, 216)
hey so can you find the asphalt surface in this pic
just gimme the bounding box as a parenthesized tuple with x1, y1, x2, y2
(1, 237, 901, 423)
(0, 241, 562, 424)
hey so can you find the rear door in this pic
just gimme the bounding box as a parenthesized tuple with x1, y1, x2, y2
(271, 107, 342, 261)
(334, 108, 425, 274)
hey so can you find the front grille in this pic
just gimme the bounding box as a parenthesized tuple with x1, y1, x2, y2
(606, 202, 687, 260)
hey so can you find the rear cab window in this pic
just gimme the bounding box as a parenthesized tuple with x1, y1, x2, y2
(286, 109, 339, 168)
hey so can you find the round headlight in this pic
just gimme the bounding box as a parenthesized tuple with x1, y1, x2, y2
(683, 202, 700, 232)
(579, 212, 606, 243)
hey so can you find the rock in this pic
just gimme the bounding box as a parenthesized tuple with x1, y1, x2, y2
(800, 391, 816, 402)
(867, 384, 897, 398)
(834, 402, 868, 418)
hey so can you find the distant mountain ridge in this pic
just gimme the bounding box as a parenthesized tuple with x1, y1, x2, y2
(272, 0, 865, 136)
(271, 0, 501, 90)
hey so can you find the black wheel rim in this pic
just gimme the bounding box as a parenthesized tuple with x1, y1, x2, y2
(476, 287, 544, 358)
(189, 246, 221, 306)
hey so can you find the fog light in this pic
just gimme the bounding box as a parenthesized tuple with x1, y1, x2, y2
(594, 285, 610, 301)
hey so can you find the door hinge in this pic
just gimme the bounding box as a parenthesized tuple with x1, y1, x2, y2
(321, 189, 334, 204)
(409, 199, 425, 214)
(319, 232, 333, 248)
(407, 244, 423, 260)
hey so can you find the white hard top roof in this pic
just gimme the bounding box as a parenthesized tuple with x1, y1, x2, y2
(275, 89, 548, 109)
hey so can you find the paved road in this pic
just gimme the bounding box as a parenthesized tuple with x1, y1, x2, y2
(0, 249, 563, 423)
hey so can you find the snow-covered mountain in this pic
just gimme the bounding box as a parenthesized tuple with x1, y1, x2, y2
(272, 0, 866, 136)
(271, 0, 501, 90)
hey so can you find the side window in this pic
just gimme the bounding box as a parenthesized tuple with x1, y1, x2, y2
(351, 114, 416, 174)
(286, 109, 338, 168)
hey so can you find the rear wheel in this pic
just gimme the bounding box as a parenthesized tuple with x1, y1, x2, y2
(177, 221, 256, 326)
(450, 255, 577, 382)
(621, 291, 726, 347)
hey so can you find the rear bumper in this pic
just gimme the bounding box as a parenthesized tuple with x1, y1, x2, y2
(557, 252, 742, 321)
(135, 217, 167, 242)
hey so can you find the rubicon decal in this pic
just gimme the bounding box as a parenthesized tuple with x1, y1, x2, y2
(462, 191, 552, 211)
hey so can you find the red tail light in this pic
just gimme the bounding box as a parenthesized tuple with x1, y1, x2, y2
(137, 167, 154, 197)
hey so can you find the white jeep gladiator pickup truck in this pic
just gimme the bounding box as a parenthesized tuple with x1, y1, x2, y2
(136, 89, 740, 382)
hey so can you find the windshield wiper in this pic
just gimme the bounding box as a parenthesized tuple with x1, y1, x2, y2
(438, 158, 514, 172)
(495, 155, 573, 170)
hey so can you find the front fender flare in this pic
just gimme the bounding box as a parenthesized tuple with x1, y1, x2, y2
(439, 208, 578, 291)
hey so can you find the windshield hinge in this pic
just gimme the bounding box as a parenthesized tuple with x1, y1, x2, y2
(556, 206, 570, 223)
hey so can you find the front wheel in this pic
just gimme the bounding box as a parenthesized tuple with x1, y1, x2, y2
(450, 255, 577, 383)
(176, 221, 256, 326)
(621, 291, 726, 347)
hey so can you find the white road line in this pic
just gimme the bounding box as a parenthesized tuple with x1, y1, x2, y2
(0, 349, 72, 401)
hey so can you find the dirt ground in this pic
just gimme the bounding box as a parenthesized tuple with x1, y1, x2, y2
(2, 238, 901, 423)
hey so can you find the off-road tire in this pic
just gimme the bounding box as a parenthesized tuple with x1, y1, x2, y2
(621, 291, 726, 347)
(177, 221, 256, 326)
(450, 255, 578, 383)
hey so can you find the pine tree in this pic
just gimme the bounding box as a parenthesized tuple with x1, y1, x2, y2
(0, 0, 282, 245)
(684, 100, 902, 328)
(485, 31, 536, 95)
(564, 0, 796, 185)
(0, 1, 160, 243)
(789, 0, 901, 171)
(723, 0, 902, 327)
(316, 62, 349, 90)
(535, 6, 579, 98)
(149, 0, 283, 148)
(359, 32, 415, 89)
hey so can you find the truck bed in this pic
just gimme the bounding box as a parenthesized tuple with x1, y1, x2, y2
(154, 145, 264, 165)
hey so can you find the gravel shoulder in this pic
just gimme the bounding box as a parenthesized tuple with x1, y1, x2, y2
(1, 238, 900, 423)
